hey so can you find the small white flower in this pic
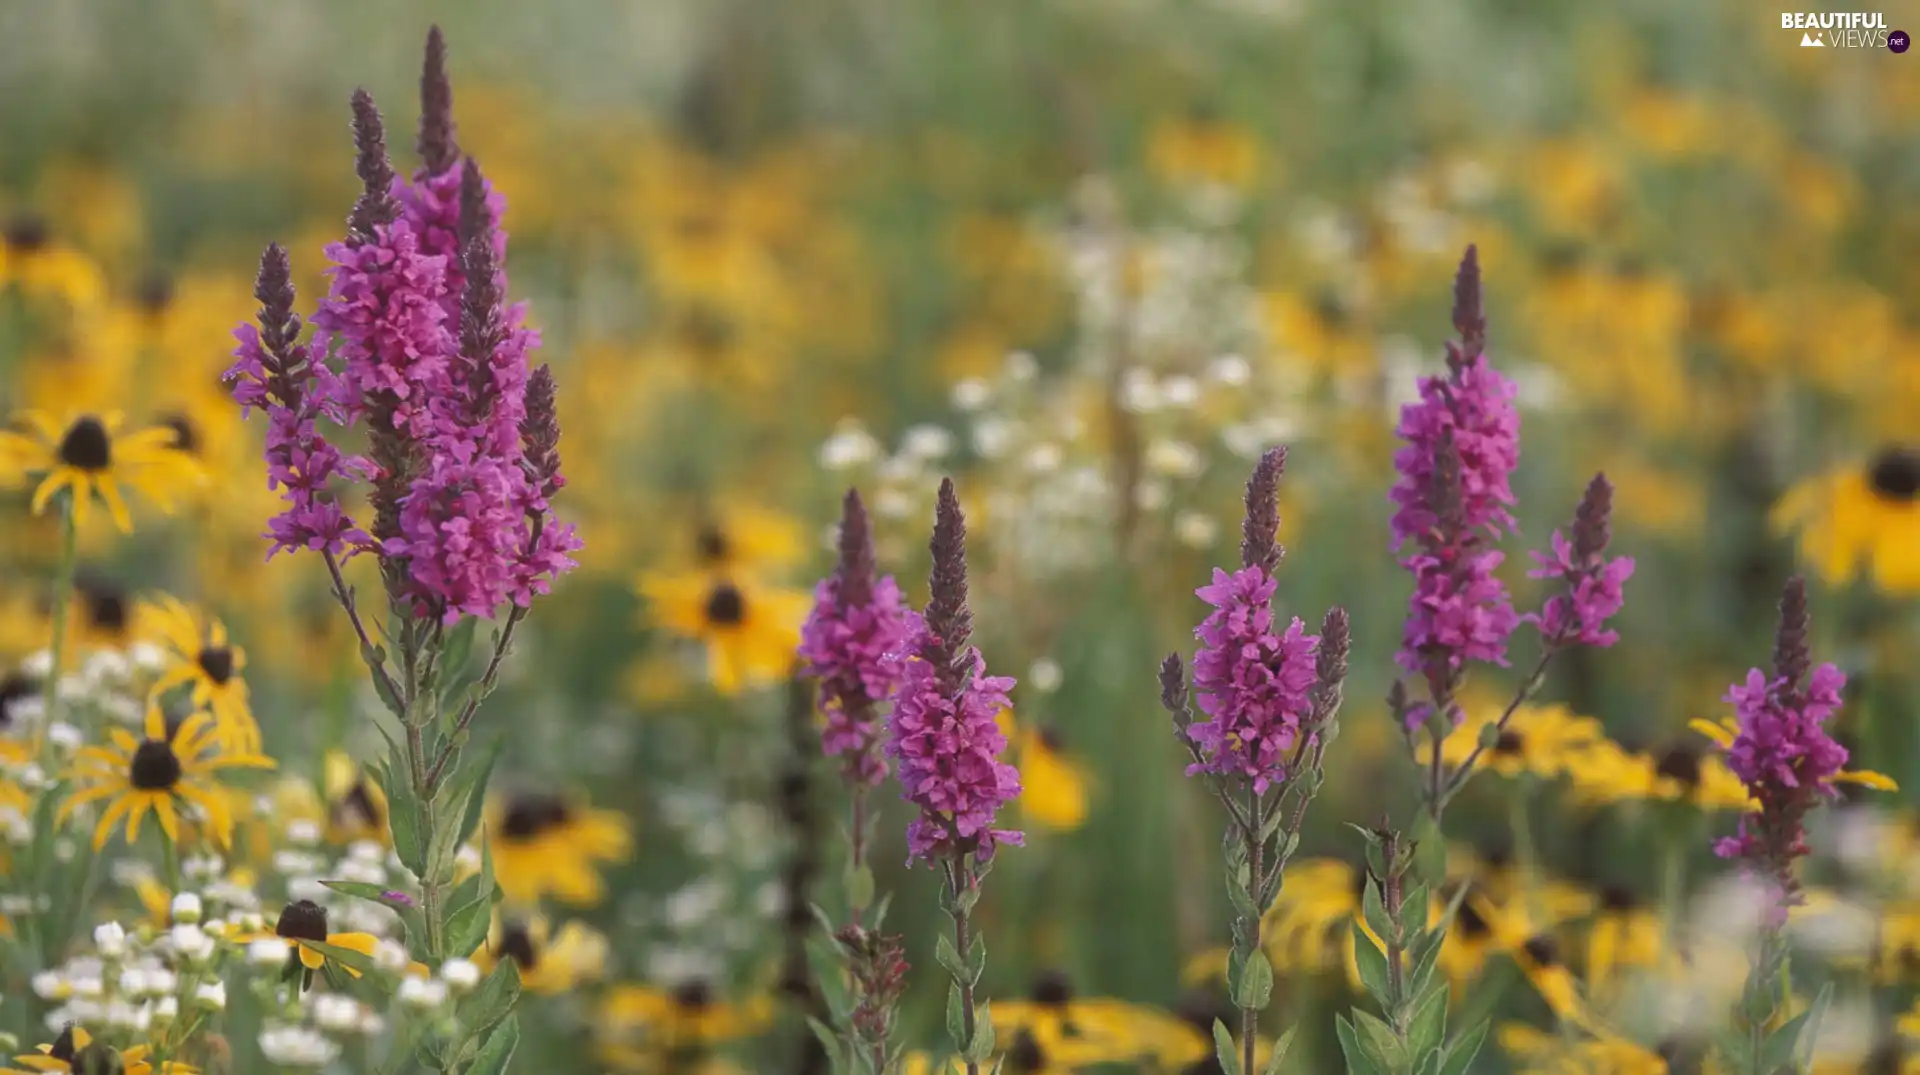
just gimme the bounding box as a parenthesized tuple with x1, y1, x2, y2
(1023, 443, 1062, 474)
(1026, 659, 1063, 695)
(819, 423, 881, 470)
(92, 922, 127, 958)
(170, 893, 204, 924)
(971, 418, 1014, 459)
(248, 938, 293, 967)
(453, 845, 483, 875)
(283, 820, 323, 847)
(21, 650, 53, 678)
(373, 939, 410, 975)
(1144, 438, 1203, 478)
(128, 642, 168, 671)
(45, 722, 84, 751)
(347, 839, 386, 866)
(31, 972, 65, 999)
(170, 925, 214, 964)
(193, 981, 226, 1012)
(874, 487, 914, 520)
(153, 996, 179, 1020)
(900, 424, 954, 461)
(311, 993, 362, 1032)
(1135, 480, 1169, 512)
(397, 976, 448, 1010)
(117, 969, 150, 997)
(950, 378, 992, 412)
(440, 958, 481, 993)
(259, 1025, 341, 1068)
(1003, 350, 1038, 382)
(1175, 511, 1220, 549)
(1161, 375, 1201, 407)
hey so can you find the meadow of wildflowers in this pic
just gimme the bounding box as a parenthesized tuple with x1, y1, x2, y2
(3, 1, 1920, 1072)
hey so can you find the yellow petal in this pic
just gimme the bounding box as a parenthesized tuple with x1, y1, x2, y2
(1688, 718, 1735, 748)
(1834, 769, 1898, 791)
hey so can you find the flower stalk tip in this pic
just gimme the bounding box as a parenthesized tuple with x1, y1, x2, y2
(347, 89, 400, 243)
(418, 25, 458, 175)
(1240, 446, 1287, 576)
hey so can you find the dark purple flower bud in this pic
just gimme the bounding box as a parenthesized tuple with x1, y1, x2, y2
(418, 26, 459, 176)
(924, 477, 973, 692)
(1312, 605, 1350, 721)
(519, 365, 564, 499)
(1773, 575, 1811, 692)
(1451, 243, 1485, 363)
(347, 90, 400, 244)
(381, 890, 416, 908)
(1240, 447, 1287, 576)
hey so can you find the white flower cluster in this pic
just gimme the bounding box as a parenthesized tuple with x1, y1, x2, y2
(31, 919, 226, 1036)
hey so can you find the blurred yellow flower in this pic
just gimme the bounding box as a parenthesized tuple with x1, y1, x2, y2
(1773, 447, 1920, 595)
(59, 704, 274, 851)
(477, 911, 609, 994)
(638, 570, 807, 695)
(0, 410, 203, 531)
(139, 594, 260, 755)
(486, 790, 633, 907)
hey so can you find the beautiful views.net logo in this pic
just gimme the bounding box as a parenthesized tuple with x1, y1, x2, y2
(1781, 11, 1896, 47)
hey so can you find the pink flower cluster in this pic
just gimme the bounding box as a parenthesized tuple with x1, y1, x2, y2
(1389, 351, 1522, 720)
(799, 574, 912, 787)
(1185, 566, 1319, 793)
(886, 634, 1022, 864)
(1714, 664, 1850, 858)
(1527, 528, 1634, 647)
(227, 122, 578, 623)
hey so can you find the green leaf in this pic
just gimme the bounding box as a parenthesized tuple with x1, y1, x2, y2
(441, 618, 480, 683)
(847, 864, 875, 914)
(1335, 1015, 1382, 1075)
(1406, 984, 1448, 1061)
(444, 892, 493, 960)
(805, 1016, 845, 1074)
(935, 934, 971, 984)
(459, 960, 522, 1040)
(366, 644, 406, 717)
(466, 1014, 520, 1075)
(320, 880, 427, 947)
(453, 735, 505, 849)
(1436, 1021, 1490, 1075)
(1225, 859, 1257, 919)
(1361, 875, 1396, 947)
(381, 753, 428, 878)
(1397, 884, 1430, 943)
(1404, 928, 1446, 1003)
(1211, 1018, 1246, 1075)
(1350, 921, 1395, 1010)
(964, 1000, 996, 1063)
(968, 935, 987, 986)
(1259, 1024, 1297, 1075)
(1758, 1010, 1814, 1073)
(1232, 950, 1274, 1012)
(1797, 981, 1835, 1068)
(1353, 1008, 1407, 1072)
(301, 938, 378, 976)
(945, 982, 967, 1054)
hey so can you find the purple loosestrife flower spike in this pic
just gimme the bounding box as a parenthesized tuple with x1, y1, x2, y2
(886, 480, 1020, 864)
(1527, 474, 1634, 648)
(1184, 452, 1321, 793)
(800, 489, 912, 789)
(225, 245, 369, 558)
(1713, 577, 1851, 914)
(1390, 247, 1521, 725)
(418, 26, 458, 176)
(1312, 606, 1351, 719)
(1159, 652, 1192, 736)
(346, 90, 400, 244)
(1241, 446, 1286, 575)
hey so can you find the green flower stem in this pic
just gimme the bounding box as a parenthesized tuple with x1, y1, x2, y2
(1242, 790, 1264, 1075)
(38, 500, 78, 758)
(943, 855, 985, 1075)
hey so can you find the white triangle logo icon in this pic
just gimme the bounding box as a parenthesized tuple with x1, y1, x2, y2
(1801, 31, 1825, 46)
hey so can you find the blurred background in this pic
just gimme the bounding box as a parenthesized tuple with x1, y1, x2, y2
(4, 0, 1920, 1070)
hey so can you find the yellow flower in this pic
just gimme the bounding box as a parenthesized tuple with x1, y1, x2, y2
(1146, 106, 1263, 191)
(3, 1025, 194, 1075)
(0, 215, 107, 314)
(486, 790, 633, 907)
(995, 711, 1089, 832)
(1773, 447, 1920, 595)
(1583, 886, 1666, 1002)
(1563, 738, 1754, 811)
(0, 411, 202, 531)
(638, 570, 807, 695)
(231, 899, 388, 992)
(476, 912, 608, 994)
(59, 705, 275, 851)
(1497, 1022, 1669, 1075)
(322, 751, 389, 846)
(1429, 702, 1606, 782)
(597, 980, 772, 1067)
(687, 503, 808, 574)
(990, 972, 1217, 1070)
(1692, 717, 1896, 794)
(138, 595, 260, 755)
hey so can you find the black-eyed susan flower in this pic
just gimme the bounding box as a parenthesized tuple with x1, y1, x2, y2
(486, 790, 633, 907)
(689, 503, 807, 573)
(637, 570, 807, 695)
(476, 912, 608, 994)
(1773, 445, 1920, 594)
(59, 705, 274, 850)
(3, 1025, 195, 1075)
(1583, 885, 1666, 1001)
(989, 971, 1209, 1071)
(71, 575, 134, 652)
(138, 595, 259, 754)
(597, 979, 772, 1068)
(322, 750, 388, 846)
(1565, 738, 1754, 811)
(1430, 702, 1607, 782)
(1497, 1022, 1669, 1075)
(0, 214, 107, 313)
(996, 713, 1089, 833)
(1145, 104, 1262, 191)
(236, 899, 385, 992)
(0, 411, 202, 531)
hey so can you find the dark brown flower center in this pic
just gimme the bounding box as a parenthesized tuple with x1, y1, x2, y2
(1492, 730, 1525, 756)
(1600, 885, 1639, 912)
(0, 672, 36, 729)
(696, 525, 730, 564)
(499, 793, 571, 840)
(128, 740, 182, 790)
(672, 978, 715, 1011)
(499, 922, 539, 971)
(197, 646, 234, 686)
(161, 414, 199, 455)
(275, 899, 330, 943)
(57, 417, 112, 471)
(1029, 969, 1073, 1008)
(1656, 745, 1702, 789)
(1007, 1030, 1047, 1074)
(681, 306, 738, 357)
(1456, 898, 1491, 940)
(1867, 446, 1920, 503)
(135, 271, 175, 315)
(330, 781, 382, 829)
(79, 579, 128, 633)
(48, 1026, 77, 1063)
(68, 1043, 118, 1075)
(704, 583, 746, 626)
(1522, 934, 1561, 968)
(3, 213, 49, 253)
